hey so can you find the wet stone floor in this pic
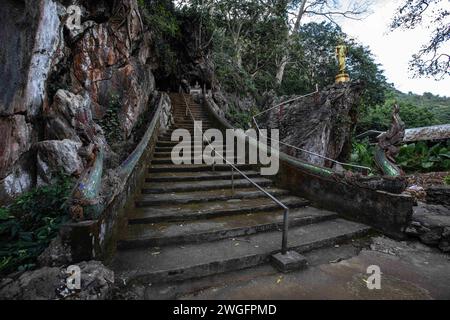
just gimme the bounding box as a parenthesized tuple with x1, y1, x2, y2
(114, 236, 450, 300)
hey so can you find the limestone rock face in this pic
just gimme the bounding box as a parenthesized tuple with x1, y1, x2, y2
(0, 116, 34, 203)
(0, 116, 32, 179)
(45, 89, 103, 144)
(71, 1, 154, 137)
(0, 0, 156, 203)
(0, 261, 114, 300)
(0, 0, 61, 202)
(0, 0, 62, 117)
(262, 82, 364, 167)
(36, 140, 84, 185)
(158, 93, 175, 134)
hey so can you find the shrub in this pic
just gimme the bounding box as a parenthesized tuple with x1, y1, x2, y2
(396, 141, 450, 173)
(227, 106, 257, 130)
(0, 173, 74, 275)
(350, 139, 376, 170)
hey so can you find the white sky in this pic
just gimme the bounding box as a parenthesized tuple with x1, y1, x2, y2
(308, 0, 450, 97)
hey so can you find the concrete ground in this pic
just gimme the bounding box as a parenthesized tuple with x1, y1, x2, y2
(115, 236, 450, 300)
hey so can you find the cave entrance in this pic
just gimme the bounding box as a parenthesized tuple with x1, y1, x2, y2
(154, 72, 209, 94)
(154, 73, 180, 93)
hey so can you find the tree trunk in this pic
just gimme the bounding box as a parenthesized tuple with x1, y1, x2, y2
(275, 0, 308, 86)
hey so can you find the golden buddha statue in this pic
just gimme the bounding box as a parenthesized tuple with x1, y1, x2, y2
(335, 41, 350, 83)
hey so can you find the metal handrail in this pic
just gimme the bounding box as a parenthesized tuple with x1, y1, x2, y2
(181, 93, 291, 254)
(252, 86, 373, 174)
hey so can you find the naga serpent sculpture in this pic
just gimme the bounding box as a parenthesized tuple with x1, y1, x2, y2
(375, 104, 405, 176)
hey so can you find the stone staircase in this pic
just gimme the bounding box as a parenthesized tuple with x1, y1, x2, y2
(111, 93, 371, 284)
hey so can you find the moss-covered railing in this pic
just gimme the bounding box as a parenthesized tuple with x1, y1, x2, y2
(61, 93, 171, 262)
(202, 93, 414, 238)
(374, 146, 403, 177)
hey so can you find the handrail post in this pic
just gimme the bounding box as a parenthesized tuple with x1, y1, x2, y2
(231, 166, 235, 196)
(281, 208, 289, 255)
(212, 148, 216, 172)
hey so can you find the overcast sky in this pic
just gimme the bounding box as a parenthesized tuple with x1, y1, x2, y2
(311, 0, 450, 97)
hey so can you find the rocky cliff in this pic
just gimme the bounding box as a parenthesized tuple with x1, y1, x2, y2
(0, 0, 156, 204)
(261, 82, 364, 168)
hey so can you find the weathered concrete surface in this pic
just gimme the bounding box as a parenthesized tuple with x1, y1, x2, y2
(128, 196, 309, 224)
(169, 237, 450, 300)
(276, 157, 414, 239)
(111, 219, 370, 285)
(120, 206, 337, 248)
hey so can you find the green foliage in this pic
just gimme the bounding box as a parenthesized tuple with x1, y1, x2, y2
(394, 90, 450, 125)
(279, 22, 388, 107)
(444, 175, 450, 185)
(99, 94, 123, 144)
(209, 0, 286, 97)
(139, 0, 182, 81)
(226, 105, 257, 130)
(211, 18, 388, 106)
(350, 139, 376, 170)
(140, 0, 180, 38)
(357, 92, 439, 133)
(396, 141, 450, 173)
(0, 174, 74, 275)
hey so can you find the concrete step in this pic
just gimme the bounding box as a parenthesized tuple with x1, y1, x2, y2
(152, 150, 245, 158)
(151, 156, 241, 165)
(174, 111, 205, 116)
(153, 146, 212, 153)
(171, 124, 214, 129)
(173, 120, 212, 124)
(158, 134, 214, 141)
(128, 196, 309, 224)
(174, 117, 209, 121)
(119, 207, 338, 248)
(136, 187, 289, 206)
(141, 177, 273, 194)
(153, 146, 207, 153)
(160, 127, 213, 133)
(156, 140, 215, 146)
(146, 170, 260, 182)
(153, 151, 223, 158)
(112, 219, 371, 283)
(174, 113, 205, 117)
(149, 163, 255, 173)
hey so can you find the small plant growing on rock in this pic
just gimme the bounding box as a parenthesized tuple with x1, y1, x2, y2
(444, 175, 450, 185)
(98, 94, 123, 144)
